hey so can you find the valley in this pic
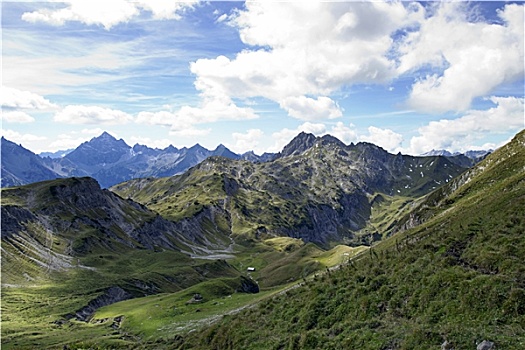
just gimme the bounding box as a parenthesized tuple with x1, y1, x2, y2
(1, 130, 524, 349)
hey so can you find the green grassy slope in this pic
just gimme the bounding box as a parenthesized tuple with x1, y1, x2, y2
(0, 177, 258, 349)
(178, 130, 525, 349)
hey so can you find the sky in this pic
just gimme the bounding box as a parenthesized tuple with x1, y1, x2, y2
(1, 1, 524, 156)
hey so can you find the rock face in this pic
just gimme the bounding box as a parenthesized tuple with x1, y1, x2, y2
(236, 276, 259, 294)
(73, 286, 132, 322)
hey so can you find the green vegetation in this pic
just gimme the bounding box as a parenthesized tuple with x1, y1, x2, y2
(2, 131, 523, 349)
(174, 131, 525, 349)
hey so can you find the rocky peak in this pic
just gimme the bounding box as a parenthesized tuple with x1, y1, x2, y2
(278, 132, 317, 158)
(161, 145, 179, 154)
(64, 132, 132, 168)
(213, 144, 239, 159)
(318, 134, 346, 149)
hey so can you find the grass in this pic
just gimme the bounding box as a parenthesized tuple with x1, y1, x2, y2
(168, 130, 525, 349)
(93, 281, 277, 342)
(316, 245, 368, 266)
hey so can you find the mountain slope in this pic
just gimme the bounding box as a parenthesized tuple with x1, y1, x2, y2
(182, 129, 525, 350)
(1, 176, 261, 349)
(0, 137, 62, 187)
(112, 133, 468, 247)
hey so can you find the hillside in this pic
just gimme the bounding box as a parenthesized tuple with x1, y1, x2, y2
(178, 129, 525, 349)
(112, 133, 467, 247)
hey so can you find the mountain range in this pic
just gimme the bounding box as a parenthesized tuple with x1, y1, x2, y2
(2, 129, 521, 349)
(0, 132, 273, 188)
(1, 132, 487, 189)
(111, 132, 469, 246)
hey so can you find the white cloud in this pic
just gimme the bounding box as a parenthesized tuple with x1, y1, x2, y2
(128, 136, 174, 149)
(1, 86, 58, 110)
(226, 129, 265, 154)
(408, 96, 525, 154)
(169, 127, 211, 137)
(136, 1, 199, 20)
(135, 111, 173, 126)
(44, 128, 112, 152)
(187, 2, 421, 121)
(1, 129, 47, 143)
(21, 0, 199, 30)
(279, 96, 342, 121)
(1, 111, 35, 123)
(3, 32, 138, 95)
(329, 122, 358, 145)
(186, 1, 523, 120)
(361, 126, 404, 153)
(22, 0, 137, 30)
(136, 95, 258, 134)
(53, 105, 133, 125)
(399, 3, 524, 113)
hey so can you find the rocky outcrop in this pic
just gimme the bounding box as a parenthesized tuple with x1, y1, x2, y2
(1, 205, 36, 239)
(73, 286, 132, 322)
(476, 340, 495, 350)
(236, 276, 259, 294)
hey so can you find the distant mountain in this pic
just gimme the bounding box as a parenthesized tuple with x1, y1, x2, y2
(64, 132, 133, 173)
(421, 149, 492, 158)
(1, 133, 271, 188)
(1, 131, 490, 189)
(421, 149, 492, 159)
(421, 149, 492, 168)
(39, 149, 74, 158)
(0, 137, 62, 187)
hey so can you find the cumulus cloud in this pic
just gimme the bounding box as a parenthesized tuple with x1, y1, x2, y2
(136, 0, 199, 20)
(408, 96, 524, 154)
(137, 96, 258, 135)
(185, 1, 523, 119)
(46, 128, 115, 152)
(135, 111, 173, 126)
(361, 126, 404, 153)
(22, 0, 199, 30)
(1, 111, 36, 123)
(279, 96, 342, 121)
(53, 105, 133, 125)
(326, 122, 358, 145)
(399, 3, 524, 113)
(1, 86, 58, 110)
(185, 2, 422, 121)
(1, 129, 47, 143)
(227, 129, 265, 154)
(128, 136, 174, 150)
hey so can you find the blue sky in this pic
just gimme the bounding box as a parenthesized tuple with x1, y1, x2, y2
(2, 1, 524, 155)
